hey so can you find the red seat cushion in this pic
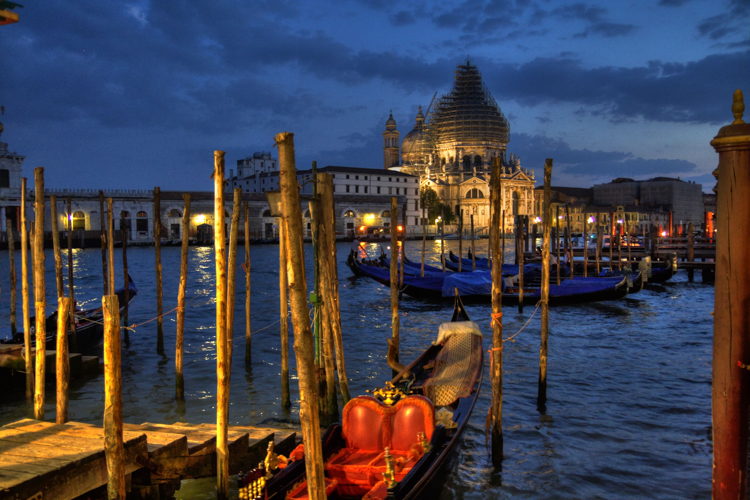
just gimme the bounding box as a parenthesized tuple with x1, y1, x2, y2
(390, 395, 434, 452)
(341, 396, 390, 450)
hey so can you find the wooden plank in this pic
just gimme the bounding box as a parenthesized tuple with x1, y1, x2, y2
(0, 430, 147, 500)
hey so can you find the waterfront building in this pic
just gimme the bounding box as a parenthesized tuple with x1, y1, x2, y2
(592, 177, 705, 227)
(0, 119, 24, 233)
(383, 61, 536, 232)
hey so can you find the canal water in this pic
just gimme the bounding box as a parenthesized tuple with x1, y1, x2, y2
(0, 240, 712, 499)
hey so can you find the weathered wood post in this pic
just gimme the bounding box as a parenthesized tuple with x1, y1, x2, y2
(154, 187, 165, 355)
(420, 206, 426, 276)
(33, 167, 46, 420)
(555, 205, 561, 284)
(99, 191, 108, 295)
(106, 199, 115, 297)
(458, 208, 463, 272)
(440, 215, 445, 271)
(278, 214, 291, 409)
(318, 172, 350, 402)
(7, 223, 16, 335)
(276, 132, 326, 500)
(213, 152, 230, 499)
(120, 213, 129, 347)
(50, 195, 64, 298)
(687, 222, 695, 282)
(596, 213, 603, 275)
(387, 196, 401, 373)
(710, 89, 750, 500)
(226, 188, 241, 367)
(565, 205, 573, 278)
(470, 213, 477, 270)
(103, 294, 124, 500)
(21, 177, 32, 400)
(243, 202, 252, 367)
(176, 194, 191, 400)
(517, 215, 525, 313)
(66, 197, 75, 304)
(538, 159, 553, 414)
(583, 214, 589, 277)
(56, 296, 72, 424)
(617, 221, 623, 271)
(609, 211, 615, 270)
(489, 157, 504, 467)
(310, 190, 337, 423)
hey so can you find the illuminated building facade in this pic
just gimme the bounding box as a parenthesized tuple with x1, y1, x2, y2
(384, 62, 536, 230)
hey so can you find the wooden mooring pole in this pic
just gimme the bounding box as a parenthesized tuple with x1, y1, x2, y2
(538, 159, 553, 414)
(470, 214, 476, 271)
(213, 152, 230, 499)
(276, 132, 326, 500)
(565, 205, 573, 278)
(226, 188, 241, 368)
(56, 296, 71, 424)
(176, 193, 191, 400)
(318, 172, 350, 402)
(517, 215, 525, 313)
(583, 215, 589, 277)
(387, 196, 401, 373)
(20, 177, 32, 401)
(66, 197, 75, 304)
(154, 187, 165, 356)
(7, 222, 17, 335)
(710, 89, 750, 500)
(555, 205, 561, 285)
(107, 199, 115, 297)
(279, 215, 291, 410)
(458, 207, 463, 272)
(33, 167, 46, 420)
(103, 294, 124, 500)
(99, 191, 108, 295)
(244, 202, 252, 367)
(50, 195, 64, 298)
(121, 213, 129, 347)
(489, 157, 504, 467)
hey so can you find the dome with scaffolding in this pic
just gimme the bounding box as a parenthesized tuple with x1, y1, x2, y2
(429, 62, 509, 149)
(401, 106, 434, 170)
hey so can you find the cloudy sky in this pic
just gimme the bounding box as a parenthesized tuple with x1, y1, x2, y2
(1, 0, 747, 192)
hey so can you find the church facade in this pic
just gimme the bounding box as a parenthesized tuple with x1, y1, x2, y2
(383, 62, 535, 232)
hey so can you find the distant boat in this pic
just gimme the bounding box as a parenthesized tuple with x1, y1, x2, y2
(348, 251, 629, 305)
(1, 276, 138, 352)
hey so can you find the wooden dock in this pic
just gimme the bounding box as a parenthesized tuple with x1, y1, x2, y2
(0, 418, 297, 499)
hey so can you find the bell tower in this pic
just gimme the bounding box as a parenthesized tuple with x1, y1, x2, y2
(383, 111, 400, 169)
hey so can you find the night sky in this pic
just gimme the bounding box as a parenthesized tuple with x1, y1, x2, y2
(1, 0, 748, 192)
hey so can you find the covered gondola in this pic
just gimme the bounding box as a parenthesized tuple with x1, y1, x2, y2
(239, 296, 483, 499)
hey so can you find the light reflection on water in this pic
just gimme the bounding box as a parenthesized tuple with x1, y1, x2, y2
(0, 240, 712, 499)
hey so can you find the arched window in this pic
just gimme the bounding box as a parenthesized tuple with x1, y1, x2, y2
(262, 209, 272, 217)
(72, 211, 85, 231)
(466, 188, 484, 199)
(343, 209, 356, 218)
(304, 209, 311, 218)
(463, 156, 472, 170)
(474, 155, 482, 167)
(136, 210, 148, 232)
(168, 209, 182, 218)
(381, 210, 390, 218)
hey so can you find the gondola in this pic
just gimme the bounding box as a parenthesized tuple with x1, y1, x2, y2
(239, 295, 483, 500)
(349, 251, 628, 305)
(1, 276, 138, 353)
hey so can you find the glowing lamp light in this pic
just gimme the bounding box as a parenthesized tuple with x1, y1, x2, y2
(617, 219, 624, 224)
(359, 225, 366, 232)
(660, 231, 668, 237)
(533, 216, 542, 224)
(193, 214, 207, 225)
(363, 213, 376, 225)
(396, 225, 404, 232)
(587, 216, 595, 224)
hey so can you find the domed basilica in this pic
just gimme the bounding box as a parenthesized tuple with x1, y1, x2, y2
(383, 62, 535, 230)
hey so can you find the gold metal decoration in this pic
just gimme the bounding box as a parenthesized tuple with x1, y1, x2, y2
(417, 431, 431, 454)
(382, 447, 397, 488)
(370, 380, 406, 405)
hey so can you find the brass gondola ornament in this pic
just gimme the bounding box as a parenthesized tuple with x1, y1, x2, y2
(370, 380, 406, 405)
(383, 447, 397, 488)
